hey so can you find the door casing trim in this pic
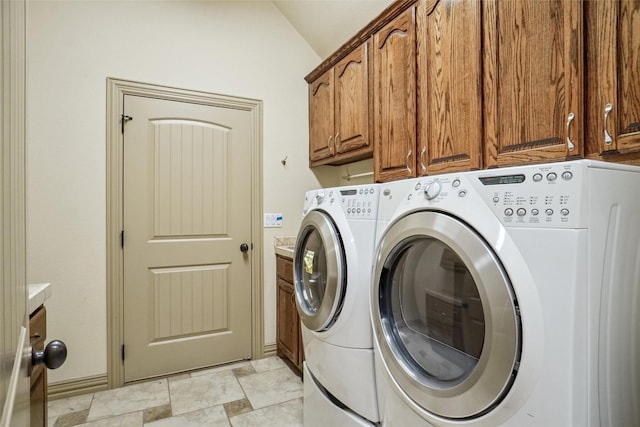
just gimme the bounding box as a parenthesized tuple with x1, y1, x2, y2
(106, 78, 264, 388)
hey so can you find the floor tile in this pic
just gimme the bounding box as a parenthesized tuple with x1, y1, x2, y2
(223, 398, 253, 417)
(229, 398, 303, 427)
(79, 411, 143, 426)
(169, 370, 245, 416)
(53, 408, 89, 427)
(49, 394, 94, 418)
(249, 357, 286, 373)
(232, 365, 257, 378)
(238, 367, 303, 409)
(143, 403, 172, 423)
(145, 405, 230, 427)
(87, 379, 169, 421)
(190, 360, 251, 377)
(47, 357, 303, 427)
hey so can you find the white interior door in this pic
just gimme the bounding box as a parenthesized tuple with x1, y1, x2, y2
(1, 0, 30, 425)
(122, 95, 253, 382)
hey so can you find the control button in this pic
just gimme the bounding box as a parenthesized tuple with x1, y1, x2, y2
(545, 208, 554, 216)
(531, 209, 539, 216)
(504, 208, 514, 217)
(547, 172, 557, 181)
(368, 208, 372, 213)
(561, 208, 569, 216)
(357, 208, 361, 214)
(347, 208, 351, 214)
(424, 181, 442, 200)
(407, 193, 413, 201)
(517, 208, 526, 217)
(492, 196, 500, 203)
(458, 190, 467, 198)
(383, 188, 391, 196)
(562, 171, 573, 181)
(533, 173, 543, 182)
(414, 182, 422, 191)
(315, 192, 325, 204)
(452, 179, 461, 188)
(364, 189, 369, 194)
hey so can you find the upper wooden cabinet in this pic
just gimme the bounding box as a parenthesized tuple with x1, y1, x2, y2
(373, 5, 418, 182)
(308, 69, 334, 163)
(308, 41, 372, 166)
(482, 0, 584, 168)
(585, 0, 640, 158)
(417, 0, 483, 175)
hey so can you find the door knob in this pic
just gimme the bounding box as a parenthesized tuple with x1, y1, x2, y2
(240, 243, 249, 253)
(32, 339, 67, 370)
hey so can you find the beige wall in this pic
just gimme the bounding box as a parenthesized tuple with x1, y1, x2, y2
(26, 0, 337, 384)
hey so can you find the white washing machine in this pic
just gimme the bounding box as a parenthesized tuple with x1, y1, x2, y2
(372, 160, 640, 427)
(294, 184, 380, 426)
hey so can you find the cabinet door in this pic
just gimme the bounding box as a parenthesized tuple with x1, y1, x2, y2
(374, 6, 417, 182)
(417, 0, 482, 175)
(585, 0, 640, 157)
(309, 68, 335, 164)
(483, 0, 583, 167)
(276, 278, 299, 365)
(334, 41, 372, 157)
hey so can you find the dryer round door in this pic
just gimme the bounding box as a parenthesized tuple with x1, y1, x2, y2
(372, 211, 521, 420)
(294, 210, 346, 331)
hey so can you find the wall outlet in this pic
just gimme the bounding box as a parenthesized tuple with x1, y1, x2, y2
(264, 213, 283, 228)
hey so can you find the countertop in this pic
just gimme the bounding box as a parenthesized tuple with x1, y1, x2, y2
(28, 282, 52, 315)
(274, 236, 296, 260)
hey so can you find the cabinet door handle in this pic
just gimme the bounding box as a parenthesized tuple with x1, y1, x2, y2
(406, 150, 413, 175)
(327, 135, 334, 155)
(335, 133, 340, 150)
(604, 103, 613, 146)
(566, 112, 575, 151)
(420, 146, 427, 174)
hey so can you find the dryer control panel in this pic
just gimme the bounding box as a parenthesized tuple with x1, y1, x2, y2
(470, 162, 588, 228)
(382, 162, 590, 229)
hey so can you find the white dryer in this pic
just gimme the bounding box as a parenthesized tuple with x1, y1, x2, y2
(372, 160, 640, 426)
(294, 184, 380, 426)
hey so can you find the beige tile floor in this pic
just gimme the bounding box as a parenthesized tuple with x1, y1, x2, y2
(47, 357, 303, 427)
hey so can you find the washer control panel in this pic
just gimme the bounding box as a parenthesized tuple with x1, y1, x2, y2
(304, 186, 379, 219)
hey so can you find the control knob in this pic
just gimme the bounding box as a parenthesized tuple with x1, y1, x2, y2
(424, 181, 442, 200)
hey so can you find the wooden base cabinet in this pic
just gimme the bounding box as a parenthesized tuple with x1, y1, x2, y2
(276, 256, 303, 371)
(29, 305, 47, 427)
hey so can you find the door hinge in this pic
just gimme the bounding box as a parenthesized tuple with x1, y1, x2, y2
(121, 114, 133, 134)
(120, 230, 124, 248)
(121, 344, 125, 361)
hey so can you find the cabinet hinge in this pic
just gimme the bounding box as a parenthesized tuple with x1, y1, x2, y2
(121, 114, 133, 134)
(121, 344, 125, 361)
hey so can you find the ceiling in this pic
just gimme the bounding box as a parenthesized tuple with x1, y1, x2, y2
(272, 0, 394, 60)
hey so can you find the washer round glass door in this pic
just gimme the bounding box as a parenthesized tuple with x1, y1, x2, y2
(294, 210, 346, 331)
(373, 211, 521, 420)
